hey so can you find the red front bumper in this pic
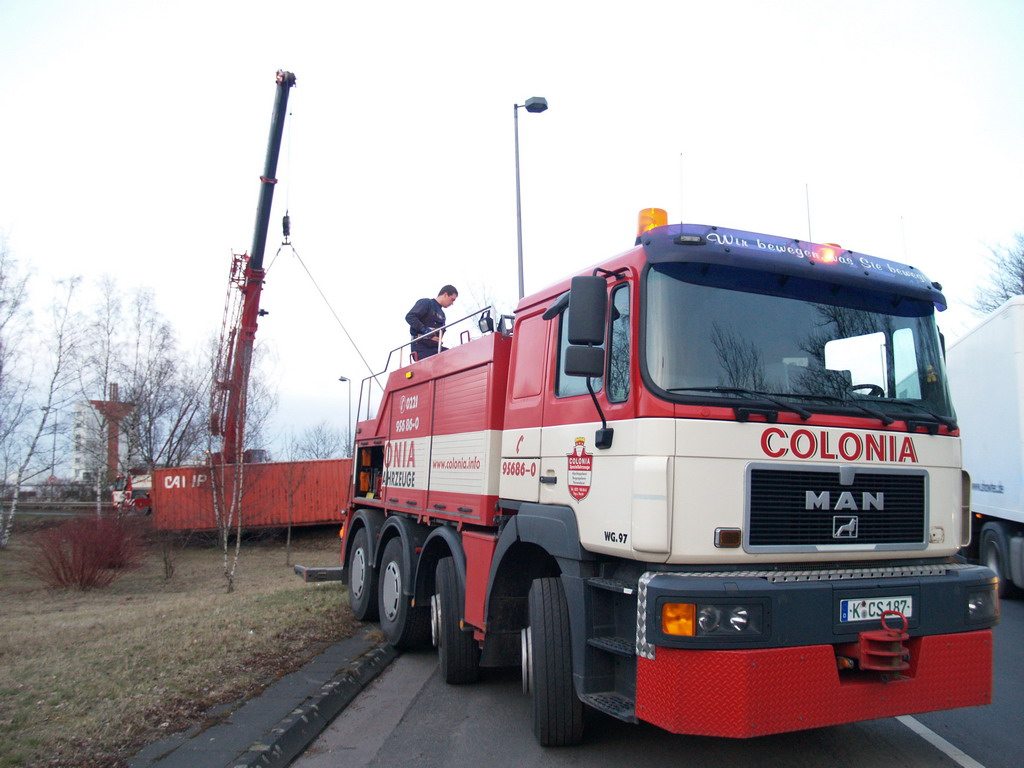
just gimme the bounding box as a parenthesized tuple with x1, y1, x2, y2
(635, 630, 992, 738)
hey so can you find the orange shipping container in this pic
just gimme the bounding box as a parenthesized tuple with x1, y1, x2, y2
(152, 459, 352, 532)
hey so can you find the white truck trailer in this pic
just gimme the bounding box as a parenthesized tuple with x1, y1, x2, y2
(947, 295, 1024, 597)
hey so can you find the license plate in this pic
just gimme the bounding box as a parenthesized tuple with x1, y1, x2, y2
(839, 595, 913, 623)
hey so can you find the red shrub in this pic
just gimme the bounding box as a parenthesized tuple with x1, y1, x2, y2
(28, 516, 145, 590)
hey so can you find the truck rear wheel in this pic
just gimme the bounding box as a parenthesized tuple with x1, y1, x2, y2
(527, 577, 584, 747)
(433, 556, 480, 683)
(981, 522, 1022, 598)
(378, 537, 431, 648)
(348, 528, 378, 621)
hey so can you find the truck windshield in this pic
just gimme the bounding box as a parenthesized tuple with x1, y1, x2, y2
(643, 262, 954, 420)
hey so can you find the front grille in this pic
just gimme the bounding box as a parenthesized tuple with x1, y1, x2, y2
(747, 466, 927, 551)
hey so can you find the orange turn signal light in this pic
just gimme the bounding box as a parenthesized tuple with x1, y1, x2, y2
(662, 602, 696, 636)
(715, 527, 742, 548)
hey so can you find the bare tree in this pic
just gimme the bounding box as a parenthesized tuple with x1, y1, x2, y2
(279, 419, 347, 564)
(120, 290, 209, 469)
(1, 279, 81, 548)
(710, 322, 769, 391)
(0, 237, 32, 486)
(208, 334, 279, 592)
(970, 233, 1024, 315)
(295, 419, 348, 460)
(69, 279, 213, 517)
(241, 348, 278, 456)
(74, 277, 127, 512)
(278, 433, 307, 566)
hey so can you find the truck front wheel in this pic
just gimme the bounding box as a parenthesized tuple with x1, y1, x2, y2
(433, 556, 480, 683)
(981, 523, 1022, 598)
(348, 528, 378, 621)
(527, 577, 584, 746)
(378, 538, 431, 648)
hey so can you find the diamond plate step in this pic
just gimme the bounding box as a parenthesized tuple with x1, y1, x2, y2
(580, 691, 637, 723)
(586, 577, 636, 595)
(587, 635, 636, 657)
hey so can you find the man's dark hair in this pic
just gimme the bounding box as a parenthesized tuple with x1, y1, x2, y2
(439, 284, 458, 297)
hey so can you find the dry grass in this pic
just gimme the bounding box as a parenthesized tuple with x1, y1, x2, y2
(0, 519, 360, 768)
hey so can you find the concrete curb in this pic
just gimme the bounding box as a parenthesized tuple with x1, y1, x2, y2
(234, 643, 397, 768)
(129, 629, 398, 768)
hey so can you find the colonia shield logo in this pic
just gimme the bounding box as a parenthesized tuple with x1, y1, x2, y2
(567, 437, 593, 501)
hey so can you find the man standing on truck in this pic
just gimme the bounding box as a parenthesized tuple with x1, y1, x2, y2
(406, 284, 457, 360)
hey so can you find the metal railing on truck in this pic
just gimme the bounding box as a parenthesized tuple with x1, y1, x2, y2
(354, 306, 513, 425)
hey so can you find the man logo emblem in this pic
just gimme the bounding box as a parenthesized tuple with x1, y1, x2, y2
(833, 516, 859, 538)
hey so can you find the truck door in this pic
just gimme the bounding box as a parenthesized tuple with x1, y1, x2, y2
(499, 307, 551, 503)
(539, 280, 655, 557)
(382, 380, 433, 512)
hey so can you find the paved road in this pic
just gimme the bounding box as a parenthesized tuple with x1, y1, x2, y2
(294, 598, 1022, 768)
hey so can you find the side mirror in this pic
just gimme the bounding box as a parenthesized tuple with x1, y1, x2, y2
(567, 276, 607, 345)
(478, 311, 495, 334)
(564, 275, 614, 449)
(498, 314, 515, 337)
(564, 345, 604, 377)
(565, 276, 607, 378)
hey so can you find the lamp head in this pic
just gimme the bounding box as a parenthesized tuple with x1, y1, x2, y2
(524, 96, 548, 113)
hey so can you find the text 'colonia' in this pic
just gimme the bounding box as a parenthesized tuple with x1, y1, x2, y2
(760, 427, 919, 463)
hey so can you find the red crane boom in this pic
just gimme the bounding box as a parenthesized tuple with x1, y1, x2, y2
(211, 70, 296, 464)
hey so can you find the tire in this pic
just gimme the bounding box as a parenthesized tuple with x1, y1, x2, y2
(527, 577, 584, 747)
(433, 557, 480, 684)
(981, 523, 1023, 599)
(348, 527, 378, 621)
(378, 537, 431, 648)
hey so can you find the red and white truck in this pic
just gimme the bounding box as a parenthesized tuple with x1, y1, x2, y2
(946, 295, 1024, 598)
(341, 210, 998, 745)
(111, 473, 152, 514)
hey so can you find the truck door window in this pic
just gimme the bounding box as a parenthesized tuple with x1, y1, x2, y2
(511, 315, 546, 399)
(822, 329, 922, 400)
(607, 284, 630, 402)
(556, 305, 604, 398)
(893, 328, 922, 399)
(824, 332, 887, 393)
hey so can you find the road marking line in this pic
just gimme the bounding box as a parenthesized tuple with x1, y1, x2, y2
(897, 715, 987, 768)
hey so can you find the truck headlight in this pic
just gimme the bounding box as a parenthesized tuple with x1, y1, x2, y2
(697, 605, 722, 633)
(663, 602, 763, 637)
(728, 606, 753, 632)
(966, 586, 999, 623)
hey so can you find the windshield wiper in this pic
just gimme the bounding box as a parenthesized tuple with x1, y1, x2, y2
(878, 399, 957, 431)
(772, 392, 894, 426)
(667, 387, 812, 421)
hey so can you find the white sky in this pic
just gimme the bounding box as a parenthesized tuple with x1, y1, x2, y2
(2, 0, 1023, 453)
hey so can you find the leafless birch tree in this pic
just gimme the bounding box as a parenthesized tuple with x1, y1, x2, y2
(0, 237, 31, 487)
(1, 279, 81, 548)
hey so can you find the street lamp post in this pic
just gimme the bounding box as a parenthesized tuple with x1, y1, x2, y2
(514, 96, 548, 300)
(338, 376, 352, 458)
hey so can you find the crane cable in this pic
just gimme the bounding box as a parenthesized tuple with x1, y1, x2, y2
(267, 231, 383, 391)
(265, 103, 382, 392)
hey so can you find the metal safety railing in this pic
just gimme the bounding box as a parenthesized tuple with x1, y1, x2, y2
(354, 306, 513, 427)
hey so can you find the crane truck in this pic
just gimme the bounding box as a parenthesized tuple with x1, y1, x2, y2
(341, 208, 998, 745)
(946, 295, 1024, 598)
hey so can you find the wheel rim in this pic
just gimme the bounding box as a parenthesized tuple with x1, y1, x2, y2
(521, 626, 532, 694)
(382, 560, 401, 621)
(431, 593, 441, 648)
(985, 544, 1002, 581)
(351, 546, 366, 600)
